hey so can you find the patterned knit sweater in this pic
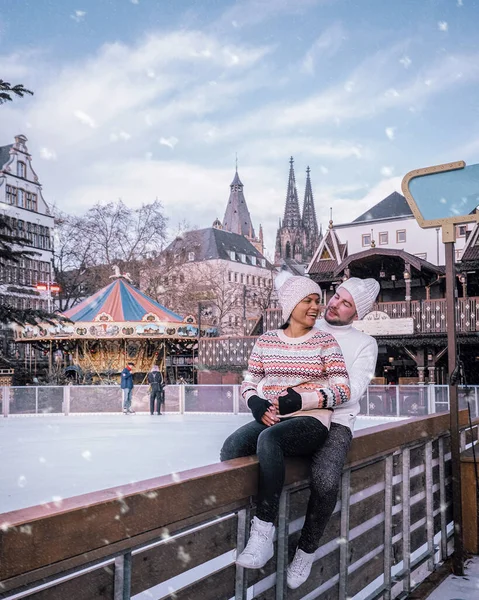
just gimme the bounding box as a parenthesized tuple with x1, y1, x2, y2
(241, 328, 350, 425)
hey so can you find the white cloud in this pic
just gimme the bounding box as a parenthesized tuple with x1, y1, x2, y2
(159, 136, 179, 149)
(217, 0, 321, 29)
(110, 130, 131, 142)
(438, 21, 448, 32)
(39, 147, 57, 160)
(399, 56, 411, 68)
(73, 110, 96, 128)
(380, 166, 394, 177)
(385, 127, 396, 140)
(131, 0, 139, 4)
(319, 165, 329, 175)
(71, 10, 86, 23)
(457, 0, 463, 5)
(301, 23, 346, 75)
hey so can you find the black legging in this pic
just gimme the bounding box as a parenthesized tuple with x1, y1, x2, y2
(298, 423, 352, 553)
(220, 417, 328, 523)
(149, 389, 164, 414)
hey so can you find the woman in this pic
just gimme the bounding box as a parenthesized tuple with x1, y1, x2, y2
(220, 273, 350, 579)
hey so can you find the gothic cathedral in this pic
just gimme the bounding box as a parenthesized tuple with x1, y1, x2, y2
(274, 157, 321, 267)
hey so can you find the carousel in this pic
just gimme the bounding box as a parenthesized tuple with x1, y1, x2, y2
(13, 274, 200, 384)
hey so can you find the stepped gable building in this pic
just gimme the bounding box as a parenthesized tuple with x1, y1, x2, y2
(222, 168, 264, 254)
(274, 157, 321, 268)
(0, 135, 54, 310)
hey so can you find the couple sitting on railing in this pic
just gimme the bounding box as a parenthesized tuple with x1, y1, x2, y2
(220, 272, 380, 589)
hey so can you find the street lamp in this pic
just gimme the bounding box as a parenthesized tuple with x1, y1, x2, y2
(36, 277, 60, 312)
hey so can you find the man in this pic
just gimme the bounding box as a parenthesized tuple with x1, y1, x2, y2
(287, 277, 380, 589)
(120, 362, 135, 414)
(147, 365, 165, 415)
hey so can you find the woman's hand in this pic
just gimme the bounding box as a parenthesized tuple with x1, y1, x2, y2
(261, 405, 279, 427)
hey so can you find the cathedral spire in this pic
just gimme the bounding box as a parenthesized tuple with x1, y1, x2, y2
(283, 157, 302, 228)
(222, 165, 256, 238)
(302, 166, 319, 240)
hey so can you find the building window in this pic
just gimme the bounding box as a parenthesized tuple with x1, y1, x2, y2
(362, 234, 371, 247)
(188, 251, 195, 261)
(260, 258, 266, 268)
(379, 232, 388, 245)
(455, 249, 463, 261)
(17, 189, 25, 208)
(229, 251, 236, 261)
(396, 230, 406, 243)
(456, 225, 467, 238)
(234, 272, 238, 283)
(250, 256, 256, 266)
(240, 274, 245, 284)
(17, 161, 26, 178)
(228, 271, 233, 282)
(6, 185, 16, 205)
(240, 253, 246, 263)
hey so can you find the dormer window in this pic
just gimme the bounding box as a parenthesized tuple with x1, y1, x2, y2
(240, 253, 246, 263)
(261, 258, 266, 268)
(251, 256, 256, 266)
(188, 251, 195, 261)
(229, 250, 236, 261)
(17, 161, 26, 178)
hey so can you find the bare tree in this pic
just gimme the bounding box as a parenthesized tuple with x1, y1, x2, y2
(53, 200, 168, 308)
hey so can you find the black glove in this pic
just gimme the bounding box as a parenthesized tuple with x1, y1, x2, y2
(247, 395, 272, 424)
(278, 387, 302, 415)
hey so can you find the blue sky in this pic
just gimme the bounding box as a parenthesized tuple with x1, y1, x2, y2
(1, 0, 478, 257)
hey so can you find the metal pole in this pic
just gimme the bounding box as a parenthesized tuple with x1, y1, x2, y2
(445, 240, 464, 575)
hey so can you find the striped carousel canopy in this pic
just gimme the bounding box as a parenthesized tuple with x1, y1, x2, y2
(63, 278, 183, 323)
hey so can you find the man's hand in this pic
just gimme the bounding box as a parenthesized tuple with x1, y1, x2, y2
(248, 395, 276, 425)
(277, 387, 302, 415)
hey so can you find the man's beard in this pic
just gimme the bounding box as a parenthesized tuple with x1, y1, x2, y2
(324, 307, 351, 326)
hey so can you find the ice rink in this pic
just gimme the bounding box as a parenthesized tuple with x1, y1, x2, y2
(0, 413, 404, 514)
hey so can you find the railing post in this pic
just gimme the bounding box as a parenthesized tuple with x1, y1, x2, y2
(35, 386, 39, 414)
(275, 490, 290, 600)
(366, 386, 370, 416)
(402, 447, 411, 594)
(179, 384, 185, 414)
(338, 469, 351, 600)
(438, 436, 448, 560)
(396, 385, 400, 417)
(2, 386, 9, 417)
(383, 455, 394, 600)
(475, 385, 479, 418)
(235, 507, 250, 600)
(114, 552, 132, 600)
(233, 385, 240, 415)
(63, 386, 70, 416)
(425, 441, 435, 571)
(427, 385, 435, 414)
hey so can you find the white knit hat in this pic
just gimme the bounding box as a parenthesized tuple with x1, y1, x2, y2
(337, 277, 380, 320)
(275, 273, 322, 322)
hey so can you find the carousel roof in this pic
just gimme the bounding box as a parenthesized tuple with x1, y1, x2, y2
(63, 279, 183, 323)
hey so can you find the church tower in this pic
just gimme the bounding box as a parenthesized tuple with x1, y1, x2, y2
(222, 166, 264, 254)
(302, 166, 320, 254)
(274, 158, 319, 266)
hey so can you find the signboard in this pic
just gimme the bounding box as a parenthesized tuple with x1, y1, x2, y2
(401, 160, 479, 229)
(352, 311, 414, 336)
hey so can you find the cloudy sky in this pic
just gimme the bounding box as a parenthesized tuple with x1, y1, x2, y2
(1, 0, 478, 258)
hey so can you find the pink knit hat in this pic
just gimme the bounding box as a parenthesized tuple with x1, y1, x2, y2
(275, 273, 322, 322)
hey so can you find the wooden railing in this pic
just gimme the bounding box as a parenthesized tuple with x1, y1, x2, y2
(199, 298, 479, 368)
(1, 412, 476, 600)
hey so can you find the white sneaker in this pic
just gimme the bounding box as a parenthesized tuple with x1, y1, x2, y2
(287, 548, 315, 589)
(236, 516, 275, 569)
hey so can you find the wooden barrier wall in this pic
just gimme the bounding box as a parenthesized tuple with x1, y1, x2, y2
(0, 411, 477, 600)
